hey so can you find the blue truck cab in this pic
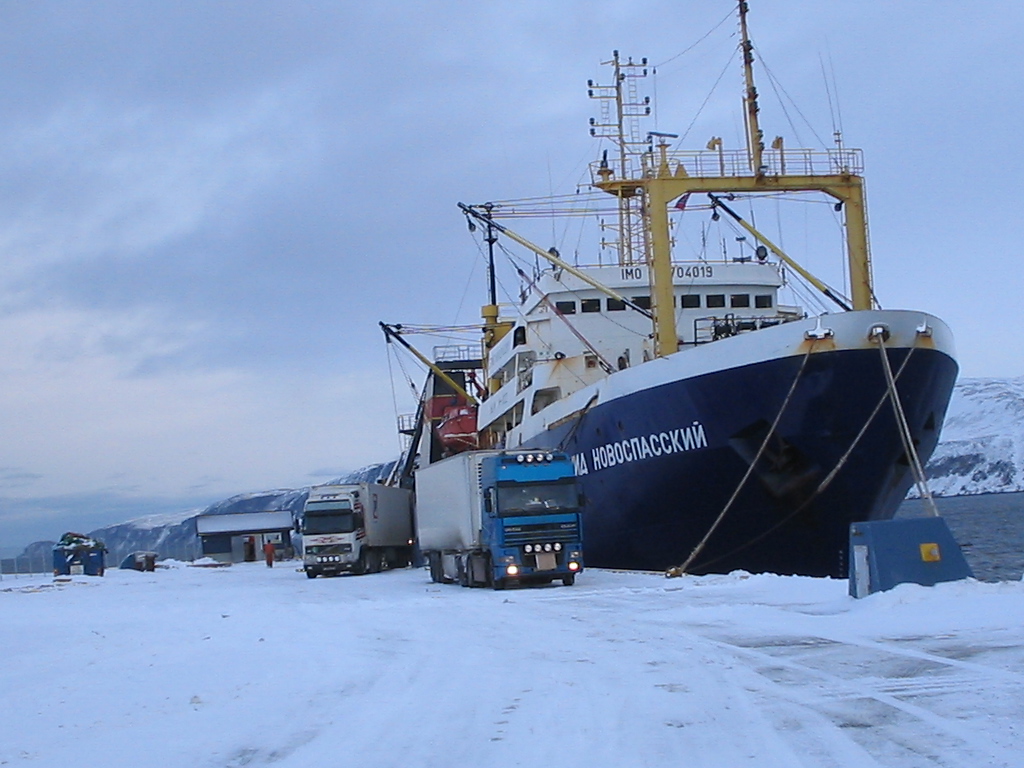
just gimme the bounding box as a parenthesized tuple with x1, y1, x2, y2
(481, 451, 584, 587)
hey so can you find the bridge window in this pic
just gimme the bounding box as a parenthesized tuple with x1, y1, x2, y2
(707, 294, 726, 308)
(581, 298, 601, 313)
(755, 294, 773, 308)
(631, 295, 652, 310)
(730, 294, 750, 308)
(555, 300, 576, 315)
(680, 294, 701, 309)
(607, 298, 626, 311)
(513, 326, 527, 346)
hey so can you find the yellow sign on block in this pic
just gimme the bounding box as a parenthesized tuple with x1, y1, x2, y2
(920, 542, 942, 562)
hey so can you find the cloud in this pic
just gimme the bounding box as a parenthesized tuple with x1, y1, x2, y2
(0, 0, 1022, 551)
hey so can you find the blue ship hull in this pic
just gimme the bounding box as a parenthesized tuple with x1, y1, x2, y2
(522, 345, 958, 577)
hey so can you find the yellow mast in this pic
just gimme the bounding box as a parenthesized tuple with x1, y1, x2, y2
(593, 0, 875, 358)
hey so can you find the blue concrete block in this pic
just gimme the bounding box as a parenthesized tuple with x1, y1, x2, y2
(849, 517, 973, 598)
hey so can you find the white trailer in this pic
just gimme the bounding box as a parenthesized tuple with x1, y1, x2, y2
(300, 482, 413, 578)
(416, 450, 493, 552)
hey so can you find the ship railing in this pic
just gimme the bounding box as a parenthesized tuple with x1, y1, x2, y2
(691, 313, 797, 345)
(433, 344, 476, 362)
(397, 413, 418, 435)
(590, 148, 864, 184)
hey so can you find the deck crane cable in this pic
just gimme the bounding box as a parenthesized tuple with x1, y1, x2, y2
(512, 264, 616, 374)
(385, 330, 428, 401)
(494, 232, 648, 342)
(758, 53, 807, 148)
(685, 346, 921, 572)
(710, 194, 852, 311)
(654, 8, 734, 70)
(674, 52, 736, 148)
(556, 393, 600, 453)
(384, 342, 406, 454)
(667, 341, 817, 577)
(484, 240, 614, 390)
(451, 251, 480, 327)
(460, 202, 653, 319)
(493, 241, 617, 383)
(756, 52, 829, 150)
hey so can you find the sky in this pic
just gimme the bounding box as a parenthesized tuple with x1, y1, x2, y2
(1, 1, 1022, 551)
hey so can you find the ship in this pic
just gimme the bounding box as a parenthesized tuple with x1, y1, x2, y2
(386, 1, 958, 577)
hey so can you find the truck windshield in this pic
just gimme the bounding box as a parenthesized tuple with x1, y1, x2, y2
(303, 511, 356, 534)
(496, 482, 578, 516)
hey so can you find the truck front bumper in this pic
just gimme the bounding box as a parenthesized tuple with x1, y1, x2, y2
(305, 555, 357, 575)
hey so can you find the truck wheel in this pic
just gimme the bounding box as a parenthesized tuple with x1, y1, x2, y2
(561, 574, 576, 586)
(306, 570, 317, 579)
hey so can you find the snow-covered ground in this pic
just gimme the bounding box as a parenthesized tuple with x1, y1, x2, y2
(2, 564, 1022, 768)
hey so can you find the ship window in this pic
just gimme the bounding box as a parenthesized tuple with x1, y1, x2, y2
(555, 300, 576, 315)
(755, 294, 773, 308)
(607, 298, 626, 311)
(581, 298, 601, 313)
(513, 326, 526, 346)
(730, 294, 750, 308)
(531, 387, 562, 415)
(680, 294, 701, 309)
(707, 294, 726, 308)
(631, 295, 652, 310)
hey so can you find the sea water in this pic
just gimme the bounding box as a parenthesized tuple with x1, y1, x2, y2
(898, 492, 1024, 582)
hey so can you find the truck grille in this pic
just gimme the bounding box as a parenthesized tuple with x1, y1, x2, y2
(502, 521, 579, 546)
(309, 543, 352, 555)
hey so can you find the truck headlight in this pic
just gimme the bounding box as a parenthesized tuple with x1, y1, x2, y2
(506, 564, 520, 576)
(544, 543, 552, 552)
(554, 542, 562, 552)
(568, 561, 580, 572)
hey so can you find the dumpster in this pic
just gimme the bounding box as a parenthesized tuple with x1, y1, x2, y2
(53, 532, 107, 576)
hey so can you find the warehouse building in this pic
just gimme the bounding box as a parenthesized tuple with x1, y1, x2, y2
(196, 511, 294, 563)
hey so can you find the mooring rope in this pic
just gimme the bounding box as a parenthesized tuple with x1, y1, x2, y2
(678, 342, 922, 573)
(874, 331, 940, 517)
(666, 341, 816, 577)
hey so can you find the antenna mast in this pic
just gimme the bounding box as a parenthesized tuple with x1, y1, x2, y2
(588, 51, 651, 265)
(738, 0, 765, 174)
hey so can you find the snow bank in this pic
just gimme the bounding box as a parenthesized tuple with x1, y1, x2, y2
(1, 566, 1020, 767)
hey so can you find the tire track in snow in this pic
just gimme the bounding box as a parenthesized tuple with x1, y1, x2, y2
(697, 630, 1024, 768)
(529, 579, 1023, 767)
(521, 584, 888, 766)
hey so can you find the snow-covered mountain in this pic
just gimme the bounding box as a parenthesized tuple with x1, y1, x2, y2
(9, 463, 395, 568)
(923, 376, 1024, 496)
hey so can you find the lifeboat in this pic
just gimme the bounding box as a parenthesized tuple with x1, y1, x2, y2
(437, 404, 479, 453)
